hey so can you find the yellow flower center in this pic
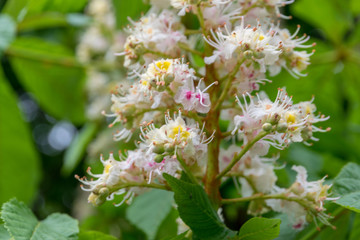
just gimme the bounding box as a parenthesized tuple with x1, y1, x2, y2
(155, 61, 171, 73)
(168, 125, 190, 140)
(104, 164, 111, 174)
(286, 113, 296, 124)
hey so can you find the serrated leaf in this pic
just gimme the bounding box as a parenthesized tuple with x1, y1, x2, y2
(0, 67, 41, 205)
(7, 37, 86, 124)
(238, 217, 281, 240)
(163, 173, 236, 240)
(1, 199, 79, 240)
(0, 225, 11, 240)
(0, 15, 16, 57)
(126, 189, 174, 240)
(78, 230, 117, 240)
(333, 163, 360, 212)
(62, 122, 99, 176)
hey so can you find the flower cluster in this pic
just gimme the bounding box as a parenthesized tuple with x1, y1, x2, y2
(76, 0, 336, 233)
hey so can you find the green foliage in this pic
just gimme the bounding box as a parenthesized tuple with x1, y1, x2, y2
(0, 67, 41, 205)
(237, 217, 281, 240)
(62, 122, 99, 176)
(0, 14, 16, 57)
(1, 198, 79, 240)
(349, 214, 360, 240)
(291, 0, 350, 43)
(8, 37, 86, 124)
(168, 231, 189, 240)
(333, 163, 360, 212)
(126, 189, 174, 240)
(78, 230, 118, 240)
(163, 173, 236, 240)
(112, 0, 150, 29)
(0, 225, 11, 239)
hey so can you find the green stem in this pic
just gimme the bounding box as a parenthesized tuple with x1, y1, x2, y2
(143, 48, 172, 59)
(214, 58, 245, 110)
(178, 42, 203, 56)
(216, 131, 268, 179)
(113, 182, 171, 191)
(221, 193, 311, 210)
(184, 29, 202, 35)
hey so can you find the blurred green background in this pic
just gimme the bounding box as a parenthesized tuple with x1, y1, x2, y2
(0, 0, 359, 239)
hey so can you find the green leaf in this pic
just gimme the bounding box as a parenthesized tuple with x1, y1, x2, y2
(0, 225, 11, 240)
(238, 217, 281, 240)
(333, 163, 360, 212)
(0, 67, 41, 205)
(350, 0, 360, 14)
(17, 13, 68, 31)
(1, 198, 79, 240)
(350, 214, 360, 240)
(62, 122, 99, 176)
(126, 189, 174, 240)
(8, 37, 86, 124)
(168, 231, 189, 240)
(291, 0, 350, 43)
(112, 0, 150, 29)
(78, 230, 117, 240)
(155, 207, 179, 240)
(163, 173, 236, 240)
(0, 15, 16, 57)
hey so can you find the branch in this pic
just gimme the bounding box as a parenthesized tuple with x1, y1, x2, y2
(214, 58, 245, 111)
(113, 182, 171, 191)
(216, 131, 268, 179)
(221, 193, 311, 210)
(178, 42, 203, 56)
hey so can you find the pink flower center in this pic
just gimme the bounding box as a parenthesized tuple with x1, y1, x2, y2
(185, 91, 193, 100)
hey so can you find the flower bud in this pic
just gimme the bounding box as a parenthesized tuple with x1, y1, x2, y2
(244, 50, 253, 59)
(254, 51, 265, 59)
(262, 122, 273, 132)
(269, 113, 280, 125)
(301, 127, 313, 141)
(154, 154, 164, 163)
(165, 145, 175, 153)
(153, 145, 165, 154)
(276, 122, 288, 133)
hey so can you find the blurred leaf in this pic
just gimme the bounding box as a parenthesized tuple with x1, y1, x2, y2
(156, 208, 179, 240)
(17, 13, 68, 31)
(168, 231, 189, 240)
(62, 122, 99, 176)
(287, 144, 323, 180)
(291, 0, 350, 43)
(78, 230, 117, 240)
(273, 214, 296, 240)
(163, 173, 236, 240)
(7, 37, 86, 124)
(350, 0, 360, 14)
(25, 0, 87, 16)
(126, 189, 174, 240)
(0, 14, 16, 57)
(349, 214, 360, 240)
(2, 0, 28, 21)
(112, 0, 150, 29)
(333, 163, 360, 212)
(0, 225, 11, 240)
(0, 67, 40, 205)
(238, 217, 281, 240)
(1, 198, 79, 240)
(312, 210, 351, 240)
